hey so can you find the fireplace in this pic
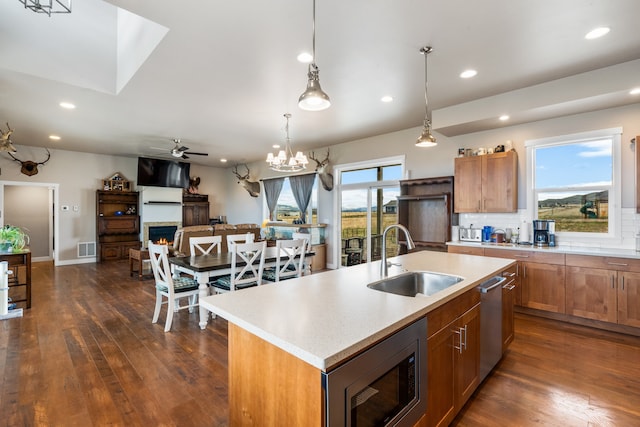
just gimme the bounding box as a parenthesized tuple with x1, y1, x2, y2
(143, 221, 181, 248)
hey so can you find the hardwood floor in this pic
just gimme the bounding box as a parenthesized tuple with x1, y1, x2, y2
(0, 261, 639, 426)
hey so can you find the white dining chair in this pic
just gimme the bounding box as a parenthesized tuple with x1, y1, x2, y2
(293, 232, 312, 275)
(226, 232, 255, 251)
(210, 240, 266, 293)
(148, 242, 200, 332)
(262, 239, 306, 283)
(189, 235, 222, 256)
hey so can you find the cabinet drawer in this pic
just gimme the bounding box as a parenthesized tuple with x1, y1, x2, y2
(98, 216, 139, 235)
(427, 289, 480, 337)
(448, 245, 484, 256)
(483, 248, 564, 265)
(565, 254, 640, 272)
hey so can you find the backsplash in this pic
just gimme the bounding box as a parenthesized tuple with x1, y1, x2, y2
(458, 208, 639, 250)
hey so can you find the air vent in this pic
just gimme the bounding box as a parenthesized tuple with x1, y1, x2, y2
(78, 242, 96, 258)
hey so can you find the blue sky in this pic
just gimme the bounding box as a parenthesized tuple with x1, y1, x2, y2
(535, 139, 612, 189)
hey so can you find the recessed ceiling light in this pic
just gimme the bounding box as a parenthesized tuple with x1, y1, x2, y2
(297, 52, 313, 63)
(630, 88, 640, 95)
(460, 69, 477, 79)
(59, 102, 76, 109)
(220, 158, 227, 163)
(49, 135, 61, 140)
(381, 95, 393, 103)
(585, 27, 610, 40)
(499, 115, 510, 121)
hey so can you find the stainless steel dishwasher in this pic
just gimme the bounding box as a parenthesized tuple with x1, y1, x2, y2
(477, 275, 506, 382)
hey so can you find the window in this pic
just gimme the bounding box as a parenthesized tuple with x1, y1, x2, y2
(526, 128, 621, 241)
(273, 178, 318, 224)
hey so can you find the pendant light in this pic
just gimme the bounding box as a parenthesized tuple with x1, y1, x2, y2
(415, 46, 437, 147)
(266, 114, 309, 172)
(298, 0, 330, 111)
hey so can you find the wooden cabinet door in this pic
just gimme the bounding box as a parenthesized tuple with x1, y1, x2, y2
(447, 245, 484, 256)
(521, 262, 566, 313)
(482, 151, 518, 212)
(427, 323, 456, 427)
(455, 303, 481, 410)
(618, 271, 640, 327)
(566, 266, 617, 322)
(454, 156, 482, 213)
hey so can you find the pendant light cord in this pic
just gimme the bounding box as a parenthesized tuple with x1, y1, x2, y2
(421, 46, 432, 124)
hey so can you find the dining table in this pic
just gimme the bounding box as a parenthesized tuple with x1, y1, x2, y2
(169, 246, 314, 329)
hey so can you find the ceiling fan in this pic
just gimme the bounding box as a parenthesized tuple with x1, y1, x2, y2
(152, 139, 208, 160)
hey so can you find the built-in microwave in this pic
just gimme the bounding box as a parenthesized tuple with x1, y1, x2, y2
(322, 318, 427, 427)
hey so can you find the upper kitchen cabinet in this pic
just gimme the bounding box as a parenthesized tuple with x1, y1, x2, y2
(454, 151, 518, 213)
(636, 135, 640, 212)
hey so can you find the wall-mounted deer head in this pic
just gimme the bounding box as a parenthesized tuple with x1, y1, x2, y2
(309, 148, 334, 191)
(232, 164, 260, 197)
(0, 123, 17, 153)
(8, 148, 51, 176)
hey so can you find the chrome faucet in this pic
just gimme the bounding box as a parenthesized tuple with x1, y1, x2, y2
(381, 224, 416, 278)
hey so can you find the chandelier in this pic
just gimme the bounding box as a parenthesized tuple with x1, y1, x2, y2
(415, 46, 437, 147)
(298, 0, 330, 111)
(266, 114, 309, 172)
(18, 0, 72, 16)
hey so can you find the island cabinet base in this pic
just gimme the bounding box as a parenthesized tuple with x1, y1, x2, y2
(228, 324, 323, 426)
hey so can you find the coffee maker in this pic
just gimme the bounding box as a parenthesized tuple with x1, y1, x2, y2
(533, 220, 552, 246)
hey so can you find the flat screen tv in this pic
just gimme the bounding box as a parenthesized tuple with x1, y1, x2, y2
(137, 157, 190, 189)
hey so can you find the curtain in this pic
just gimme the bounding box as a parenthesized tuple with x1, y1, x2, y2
(262, 177, 285, 220)
(289, 174, 316, 223)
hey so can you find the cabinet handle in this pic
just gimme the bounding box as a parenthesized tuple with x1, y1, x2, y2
(502, 272, 516, 277)
(503, 284, 516, 290)
(611, 275, 615, 289)
(477, 200, 481, 211)
(622, 276, 625, 291)
(607, 262, 628, 266)
(462, 325, 468, 350)
(514, 254, 530, 258)
(452, 329, 463, 354)
(523, 265, 526, 278)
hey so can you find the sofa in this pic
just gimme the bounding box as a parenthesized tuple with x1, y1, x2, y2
(172, 223, 261, 256)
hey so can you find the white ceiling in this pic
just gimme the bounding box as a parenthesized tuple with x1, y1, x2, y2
(1, 0, 639, 167)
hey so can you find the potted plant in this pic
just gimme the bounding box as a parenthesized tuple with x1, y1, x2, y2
(0, 225, 29, 253)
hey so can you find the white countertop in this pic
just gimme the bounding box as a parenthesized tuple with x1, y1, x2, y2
(200, 251, 514, 371)
(447, 241, 640, 259)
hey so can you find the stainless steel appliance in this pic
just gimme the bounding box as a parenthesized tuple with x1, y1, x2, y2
(533, 220, 551, 246)
(323, 318, 427, 427)
(477, 275, 506, 382)
(459, 226, 482, 242)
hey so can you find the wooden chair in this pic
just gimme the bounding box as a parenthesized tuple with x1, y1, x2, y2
(226, 232, 255, 252)
(210, 241, 266, 293)
(189, 235, 222, 256)
(148, 242, 200, 332)
(262, 239, 306, 283)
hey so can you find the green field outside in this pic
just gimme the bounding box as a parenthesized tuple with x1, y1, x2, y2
(538, 203, 608, 233)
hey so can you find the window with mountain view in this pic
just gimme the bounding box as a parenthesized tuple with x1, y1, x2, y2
(529, 128, 621, 235)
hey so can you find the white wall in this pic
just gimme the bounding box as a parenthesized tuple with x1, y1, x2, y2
(0, 148, 229, 264)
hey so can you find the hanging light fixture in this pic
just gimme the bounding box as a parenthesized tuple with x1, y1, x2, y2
(298, 0, 331, 111)
(266, 114, 309, 172)
(415, 46, 437, 147)
(18, 0, 72, 16)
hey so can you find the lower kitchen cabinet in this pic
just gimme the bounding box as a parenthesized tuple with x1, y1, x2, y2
(426, 290, 481, 427)
(566, 254, 640, 327)
(521, 261, 565, 313)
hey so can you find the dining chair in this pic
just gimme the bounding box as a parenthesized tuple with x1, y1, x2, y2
(293, 232, 312, 275)
(262, 239, 306, 283)
(189, 235, 222, 256)
(210, 240, 266, 293)
(226, 232, 255, 252)
(148, 242, 200, 332)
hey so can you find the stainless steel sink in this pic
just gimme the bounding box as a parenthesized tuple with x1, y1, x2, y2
(367, 271, 463, 297)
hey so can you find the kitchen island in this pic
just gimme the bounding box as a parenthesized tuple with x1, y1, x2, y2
(200, 251, 514, 426)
